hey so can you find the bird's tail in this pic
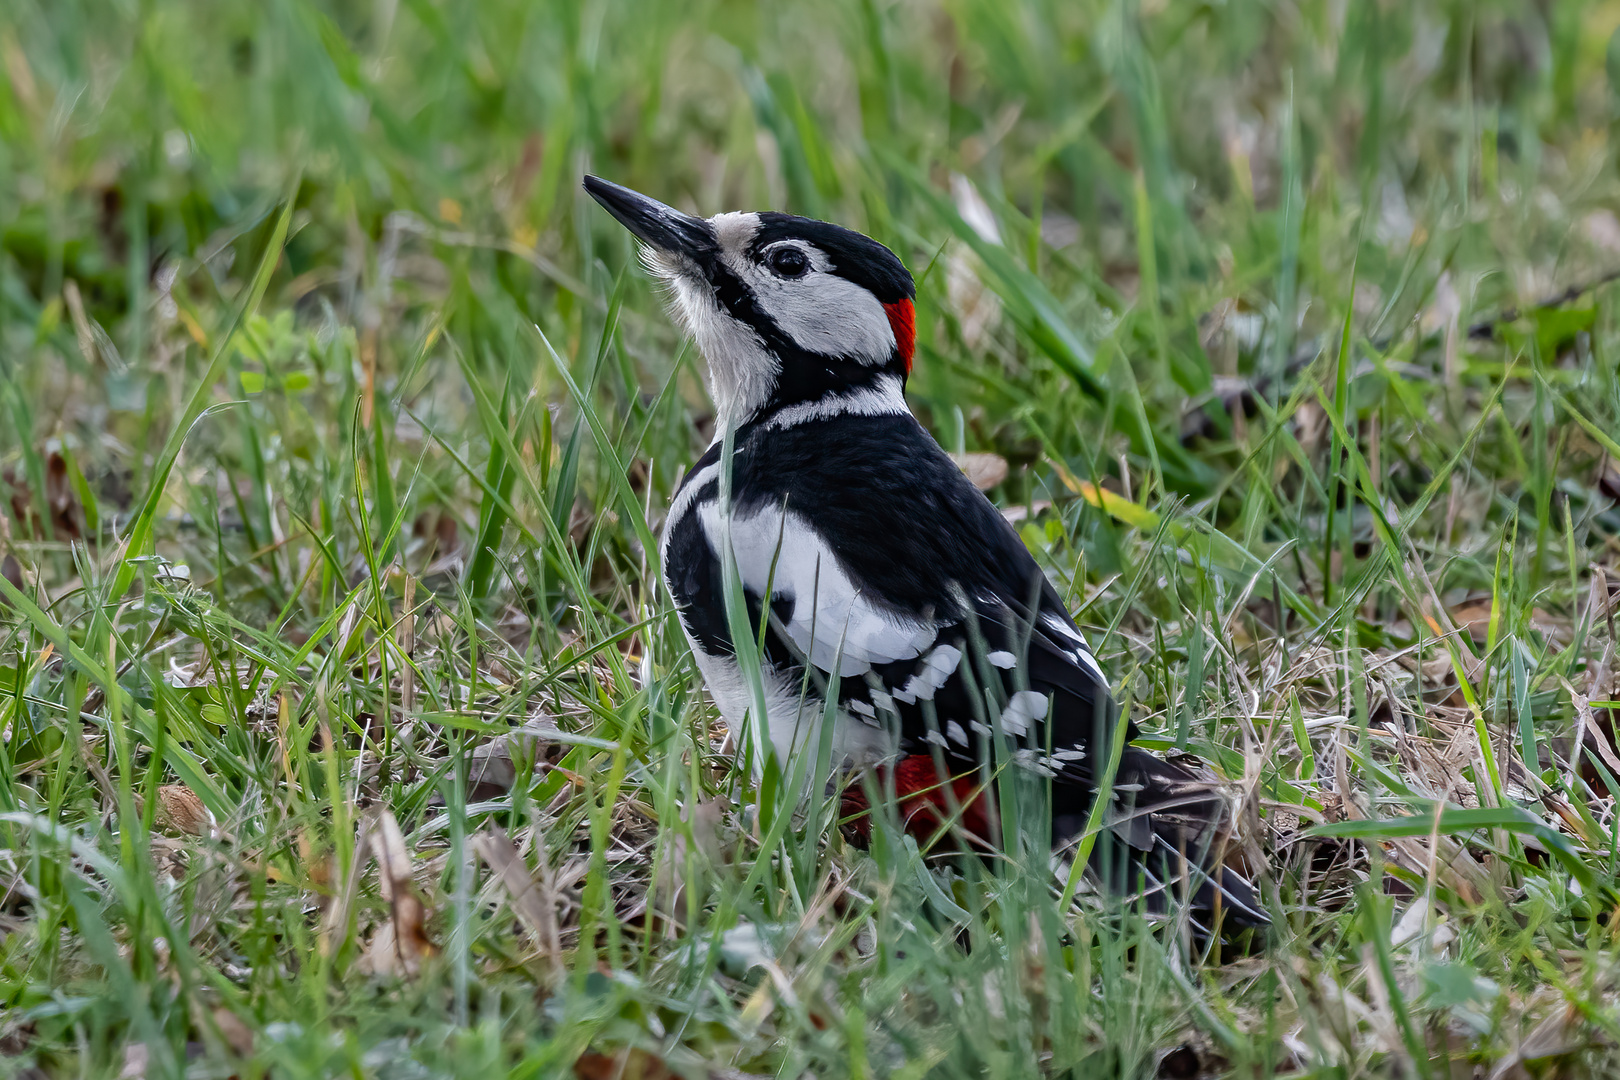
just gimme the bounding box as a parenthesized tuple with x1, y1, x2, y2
(1063, 748, 1268, 932)
(847, 750, 1268, 933)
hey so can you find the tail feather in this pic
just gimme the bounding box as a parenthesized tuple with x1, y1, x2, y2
(851, 749, 1268, 933)
(1065, 748, 1269, 930)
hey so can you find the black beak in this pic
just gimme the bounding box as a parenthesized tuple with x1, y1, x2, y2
(583, 175, 715, 266)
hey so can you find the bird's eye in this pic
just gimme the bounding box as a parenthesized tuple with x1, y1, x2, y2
(767, 247, 809, 278)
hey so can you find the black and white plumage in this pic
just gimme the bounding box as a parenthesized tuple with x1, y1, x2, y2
(585, 175, 1265, 928)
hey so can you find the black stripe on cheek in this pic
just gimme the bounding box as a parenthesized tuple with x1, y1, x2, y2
(711, 260, 910, 407)
(708, 260, 783, 345)
(708, 257, 865, 365)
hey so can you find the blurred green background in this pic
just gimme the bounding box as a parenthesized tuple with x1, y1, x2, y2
(5, 0, 1615, 533)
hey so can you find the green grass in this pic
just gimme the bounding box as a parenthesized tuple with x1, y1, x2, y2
(3, 0, 1620, 1075)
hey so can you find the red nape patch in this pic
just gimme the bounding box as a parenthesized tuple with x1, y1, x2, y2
(839, 755, 994, 848)
(883, 299, 916, 374)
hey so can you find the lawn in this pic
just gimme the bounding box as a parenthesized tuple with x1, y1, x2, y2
(3, 0, 1620, 1076)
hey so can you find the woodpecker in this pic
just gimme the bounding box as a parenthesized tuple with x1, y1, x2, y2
(584, 175, 1265, 928)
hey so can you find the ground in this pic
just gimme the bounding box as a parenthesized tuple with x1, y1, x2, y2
(3, 0, 1620, 1076)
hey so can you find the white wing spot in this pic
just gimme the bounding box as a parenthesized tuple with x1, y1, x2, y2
(1014, 748, 1057, 778)
(1042, 611, 1085, 644)
(1053, 748, 1087, 762)
(869, 690, 896, 714)
(924, 729, 947, 747)
(945, 721, 969, 746)
(900, 644, 962, 702)
(1042, 611, 1106, 682)
(848, 698, 876, 718)
(1000, 691, 1049, 737)
(987, 650, 1016, 669)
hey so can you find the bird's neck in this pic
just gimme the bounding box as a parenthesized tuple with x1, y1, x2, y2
(710, 351, 911, 435)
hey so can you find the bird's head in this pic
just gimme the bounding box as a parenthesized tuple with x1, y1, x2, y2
(584, 176, 915, 430)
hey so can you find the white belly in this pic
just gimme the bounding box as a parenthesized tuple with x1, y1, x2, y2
(688, 643, 894, 783)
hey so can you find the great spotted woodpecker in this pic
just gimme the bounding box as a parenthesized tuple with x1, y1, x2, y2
(585, 175, 1265, 928)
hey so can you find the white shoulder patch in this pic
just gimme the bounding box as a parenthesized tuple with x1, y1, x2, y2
(698, 500, 936, 677)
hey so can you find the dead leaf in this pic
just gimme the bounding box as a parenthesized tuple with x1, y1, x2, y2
(1000, 500, 1052, 524)
(2, 452, 84, 542)
(142, 784, 212, 837)
(208, 1007, 255, 1056)
(364, 810, 436, 977)
(654, 798, 730, 926)
(1449, 598, 1492, 644)
(950, 452, 1009, 491)
(119, 1043, 149, 1080)
(1410, 568, 1484, 683)
(318, 818, 372, 959)
(63, 279, 100, 367)
(574, 1049, 678, 1080)
(467, 724, 563, 800)
(473, 826, 560, 982)
(411, 510, 461, 567)
(1488, 1001, 1588, 1079)
(0, 551, 20, 597)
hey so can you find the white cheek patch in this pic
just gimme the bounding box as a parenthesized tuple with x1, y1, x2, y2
(748, 268, 896, 362)
(717, 238, 896, 364)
